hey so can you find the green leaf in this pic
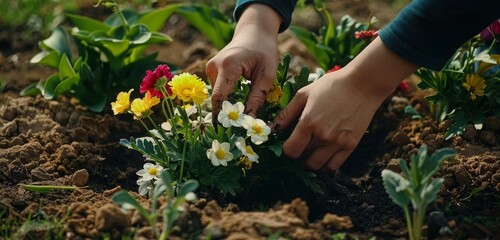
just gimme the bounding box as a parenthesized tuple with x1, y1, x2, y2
(112, 190, 149, 217)
(381, 170, 410, 208)
(178, 179, 199, 196)
(42, 75, 61, 99)
(39, 27, 72, 59)
(129, 24, 152, 45)
(59, 54, 76, 79)
(20, 83, 41, 96)
(422, 178, 444, 205)
(138, 4, 183, 32)
(105, 9, 140, 26)
(19, 184, 81, 193)
(30, 51, 61, 68)
(54, 76, 79, 97)
(66, 13, 111, 32)
(176, 5, 234, 49)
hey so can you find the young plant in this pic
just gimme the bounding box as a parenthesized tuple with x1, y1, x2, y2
(382, 145, 457, 240)
(175, 2, 235, 50)
(415, 23, 500, 139)
(21, 0, 182, 112)
(113, 170, 198, 239)
(113, 55, 324, 198)
(290, 1, 378, 70)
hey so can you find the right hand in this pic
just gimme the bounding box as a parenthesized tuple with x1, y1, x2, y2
(206, 4, 282, 118)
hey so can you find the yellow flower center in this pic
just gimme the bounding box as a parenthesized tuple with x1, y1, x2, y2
(228, 111, 239, 120)
(182, 88, 195, 97)
(252, 125, 262, 134)
(215, 149, 226, 159)
(245, 146, 254, 154)
(148, 167, 158, 175)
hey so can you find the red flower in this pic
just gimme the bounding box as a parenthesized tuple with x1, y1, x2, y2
(397, 80, 409, 92)
(327, 65, 342, 73)
(354, 30, 379, 39)
(140, 64, 174, 98)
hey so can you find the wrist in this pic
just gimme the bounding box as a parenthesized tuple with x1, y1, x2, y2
(345, 37, 419, 103)
(234, 4, 282, 38)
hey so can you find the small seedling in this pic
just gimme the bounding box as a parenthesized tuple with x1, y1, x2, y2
(382, 145, 456, 240)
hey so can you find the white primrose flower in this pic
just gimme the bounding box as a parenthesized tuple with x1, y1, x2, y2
(137, 179, 154, 196)
(161, 104, 198, 132)
(217, 101, 246, 128)
(136, 163, 164, 182)
(206, 140, 234, 167)
(235, 137, 259, 163)
(242, 115, 271, 145)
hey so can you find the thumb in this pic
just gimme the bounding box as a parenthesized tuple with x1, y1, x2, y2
(270, 90, 308, 132)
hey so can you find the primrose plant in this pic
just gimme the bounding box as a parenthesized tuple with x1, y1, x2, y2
(382, 145, 457, 240)
(112, 54, 324, 198)
(22, 0, 182, 112)
(415, 20, 500, 139)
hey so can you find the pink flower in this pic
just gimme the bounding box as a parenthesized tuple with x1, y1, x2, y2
(354, 30, 379, 39)
(327, 65, 342, 73)
(140, 64, 174, 98)
(480, 19, 500, 42)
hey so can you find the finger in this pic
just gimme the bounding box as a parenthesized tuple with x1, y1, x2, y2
(270, 89, 308, 132)
(303, 145, 342, 170)
(205, 59, 218, 87)
(244, 68, 275, 116)
(211, 69, 240, 119)
(324, 149, 353, 171)
(282, 119, 312, 159)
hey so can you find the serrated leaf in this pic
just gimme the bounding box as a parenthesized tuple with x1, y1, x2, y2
(381, 170, 410, 208)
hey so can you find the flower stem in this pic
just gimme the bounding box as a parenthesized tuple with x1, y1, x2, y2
(179, 126, 189, 181)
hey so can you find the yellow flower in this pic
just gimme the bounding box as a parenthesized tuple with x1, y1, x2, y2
(111, 89, 133, 115)
(266, 83, 283, 105)
(169, 73, 208, 104)
(130, 91, 160, 119)
(463, 75, 485, 100)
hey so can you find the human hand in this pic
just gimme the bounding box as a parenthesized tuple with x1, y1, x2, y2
(206, 4, 282, 117)
(270, 37, 419, 171)
(270, 70, 384, 171)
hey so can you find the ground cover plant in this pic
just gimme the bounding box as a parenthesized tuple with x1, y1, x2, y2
(0, 0, 499, 239)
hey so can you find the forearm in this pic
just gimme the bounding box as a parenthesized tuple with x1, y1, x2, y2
(345, 37, 419, 104)
(233, 4, 282, 40)
(379, 0, 500, 70)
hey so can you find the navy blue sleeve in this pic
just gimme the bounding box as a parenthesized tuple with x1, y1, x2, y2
(379, 0, 500, 70)
(234, 0, 297, 33)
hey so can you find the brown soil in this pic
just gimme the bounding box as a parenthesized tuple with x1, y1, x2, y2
(1, 1, 499, 239)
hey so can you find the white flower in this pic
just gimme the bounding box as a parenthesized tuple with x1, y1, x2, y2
(161, 104, 198, 131)
(206, 140, 234, 166)
(474, 49, 497, 64)
(217, 101, 246, 128)
(242, 116, 271, 145)
(181, 104, 198, 117)
(136, 163, 164, 182)
(137, 179, 154, 196)
(185, 192, 197, 202)
(235, 137, 259, 163)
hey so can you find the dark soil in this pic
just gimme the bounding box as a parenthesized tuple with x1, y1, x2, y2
(1, 1, 499, 239)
